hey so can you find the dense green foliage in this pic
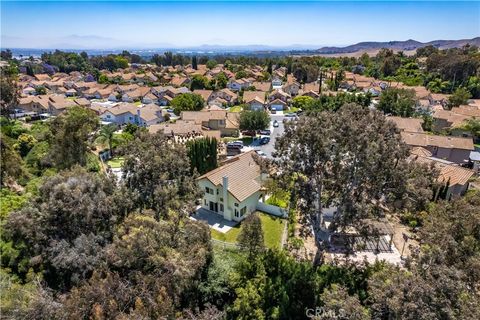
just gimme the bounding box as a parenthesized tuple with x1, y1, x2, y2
(171, 93, 205, 115)
(239, 110, 270, 131)
(377, 88, 416, 117)
(187, 137, 218, 174)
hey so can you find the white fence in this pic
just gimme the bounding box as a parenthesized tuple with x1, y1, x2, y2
(256, 202, 288, 218)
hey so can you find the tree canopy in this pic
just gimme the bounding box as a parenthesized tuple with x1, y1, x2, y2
(171, 93, 205, 115)
(239, 110, 270, 131)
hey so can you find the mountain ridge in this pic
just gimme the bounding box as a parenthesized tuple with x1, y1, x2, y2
(316, 37, 480, 54)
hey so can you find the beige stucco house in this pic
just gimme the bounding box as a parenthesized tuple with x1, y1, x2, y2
(197, 151, 266, 221)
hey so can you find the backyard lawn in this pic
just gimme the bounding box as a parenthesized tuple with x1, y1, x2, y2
(106, 157, 124, 168)
(211, 212, 286, 249)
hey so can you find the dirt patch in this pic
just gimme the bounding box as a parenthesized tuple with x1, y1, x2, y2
(390, 215, 419, 258)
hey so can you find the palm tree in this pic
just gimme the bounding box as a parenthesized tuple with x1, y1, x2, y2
(96, 124, 118, 156)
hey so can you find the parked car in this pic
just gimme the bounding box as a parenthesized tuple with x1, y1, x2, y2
(227, 141, 244, 149)
(241, 130, 256, 136)
(259, 129, 271, 136)
(271, 109, 277, 114)
(273, 120, 279, 127)
(259, 137, 270, 145)
(285, 112, 297, 117)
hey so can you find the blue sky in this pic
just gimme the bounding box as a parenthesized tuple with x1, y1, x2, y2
(1, 1, 479, 49)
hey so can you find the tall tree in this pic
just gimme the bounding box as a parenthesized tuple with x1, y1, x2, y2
(49, 106, 99, 169)
(237, 213, 265, 257)
(239, 110, 270, 131)
(377, 88, 416, 117)
(171, 93, 205, 115)
(192, 56, 198, 70)
(447, 87, 472, 109)
(187, 137, 217, 174)
(96, 124, 118, 156)
(122, 131, 201, 219)
(274, 104, 425, 248)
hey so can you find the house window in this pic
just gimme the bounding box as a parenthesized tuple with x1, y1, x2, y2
(235, 209, 240, 218)
(216, 189, 219, 195)
(220, 204, 224, 212)
(240, 206, 247, 216)
(220, 198, 223, 202)
(204, 199, 207, 205)
(234, 203, 239, 207)
(205, 187, 211, 194)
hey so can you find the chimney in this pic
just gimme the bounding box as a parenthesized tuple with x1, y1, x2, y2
(222, 176, 231, 220)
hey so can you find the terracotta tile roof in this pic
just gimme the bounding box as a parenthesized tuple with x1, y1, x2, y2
(412, 155, 475, 186)
(148, 120, 202, 135)
(243, 91, 266, 104)
(252, 82, 271, 92)
(193, 89, 213, 102)
(197, 151, 262, 202)
(387, 116, 424, 133)
(401, 131, 474, 150)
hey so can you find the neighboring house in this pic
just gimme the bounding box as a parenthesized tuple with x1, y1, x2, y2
(197, 151, 267, 221)
(74, 97, 91, 107)
(100, 103, 165, 126)
(410, 150, 475, 198)
(193, 89, 214, 104)
(148, 120, 221, 142)
(282, 75, 300, 96)
(268, 89, 290, 103)
(22, 86, 37, 95)
(170, 75, 190, 87)
(252, 81, 271, 92)
(17, 96, 49, 114)
(269, 98, 288, 111)
(65, 88, 77, 97)
(121, 87, 151, 102)
(211, 88, 238, 105)
(433, 105, 480, 134)
(243, 91, 266, 111)
(181, 109, 240, 136)
(271, 77, 282, 89)
(401, 131, 474, 164)
(387, 116, 424, 133)
(228, 78, 251, 91)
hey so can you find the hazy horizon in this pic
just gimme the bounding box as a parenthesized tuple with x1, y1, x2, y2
(1, 1, 479, 50)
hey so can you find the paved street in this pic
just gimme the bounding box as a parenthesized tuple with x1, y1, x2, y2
(252, 114, 286, 158)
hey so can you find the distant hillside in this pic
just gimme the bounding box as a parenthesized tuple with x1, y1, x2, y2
(316, 37, 480, 54)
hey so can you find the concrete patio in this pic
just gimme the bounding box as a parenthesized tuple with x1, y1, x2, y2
(190, 207, 239, 233)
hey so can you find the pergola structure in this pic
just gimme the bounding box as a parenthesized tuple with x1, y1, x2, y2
(329, 218, 395, 254)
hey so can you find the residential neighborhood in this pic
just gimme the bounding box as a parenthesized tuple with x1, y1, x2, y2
(1, 0, 479, 318)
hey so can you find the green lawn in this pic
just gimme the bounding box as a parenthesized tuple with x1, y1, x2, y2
(106, 157, 124, 168)
(210, 212, 286, 249)
(222, 136, 253, 145)
(229, 105, 243, 112)
(265, 190, 290, 209)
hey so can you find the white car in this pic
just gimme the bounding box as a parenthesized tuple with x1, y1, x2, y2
(255, 150, 267, 157)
